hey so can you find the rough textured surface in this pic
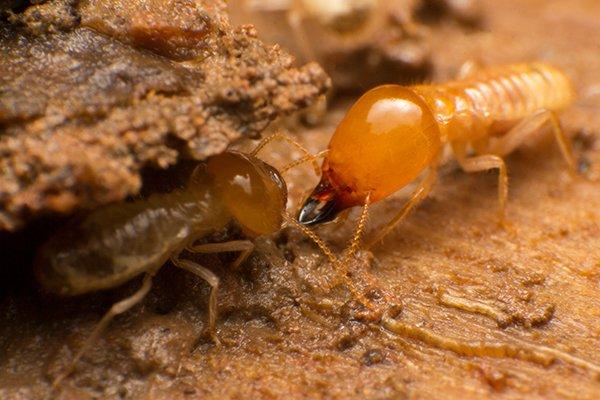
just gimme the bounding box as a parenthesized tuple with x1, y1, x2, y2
(229, 0, 482, 91)
(1, 0, 600, 399)
(0, 0, 329, 231)
(77, 0, 227, 60)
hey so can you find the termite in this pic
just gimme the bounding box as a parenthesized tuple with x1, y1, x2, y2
(298, 62, 587, 246)
(37, 134, 333, 387)
(231, 0, 431, 91)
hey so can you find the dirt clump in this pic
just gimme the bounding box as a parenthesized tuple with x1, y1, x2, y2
(0, 0, 330, 231)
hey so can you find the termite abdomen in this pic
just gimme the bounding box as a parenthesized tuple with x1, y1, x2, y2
(413, 63, 575, 142)
(36, 189, 227, 296)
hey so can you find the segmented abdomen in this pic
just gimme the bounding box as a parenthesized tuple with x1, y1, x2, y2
(36, 188, 227, 295)
(414, 63, 575, 141)
(457, 62, 575, 121)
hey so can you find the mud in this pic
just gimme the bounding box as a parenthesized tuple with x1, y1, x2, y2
(0, 0, 329, 231)
(1, 0, 600, 399)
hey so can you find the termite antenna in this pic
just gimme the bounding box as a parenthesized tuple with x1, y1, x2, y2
(342, 192, 402, 308)
(283, 212, 369, 305)
(281, 149, 329, 175)
(336, 193, 374, 308)
(283, 212, 337, 265)
(341, 192, 371, 265)
(250, 132, 322, 176)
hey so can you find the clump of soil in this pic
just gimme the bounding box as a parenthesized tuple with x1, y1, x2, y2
(0, 0, 330, 231)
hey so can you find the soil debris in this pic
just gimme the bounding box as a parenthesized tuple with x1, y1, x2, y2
(0, 0, 330, 231)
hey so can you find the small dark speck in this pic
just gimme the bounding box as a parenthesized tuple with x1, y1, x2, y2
(578, 157, 591, 174)
(573, 128, 597, 151)
(274, 231, 290, 247)
(336, 335, 358, 351)
(366, 288, 384, 301)
(362, 349, 385, 366)
(283, 248, 296, 263)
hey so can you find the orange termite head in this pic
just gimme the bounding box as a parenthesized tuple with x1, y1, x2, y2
(205, 151, 287, 236)
(298, 85, 441, 225)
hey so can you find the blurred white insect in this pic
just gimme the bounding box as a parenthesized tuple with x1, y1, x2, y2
(230, 0, 443, 90)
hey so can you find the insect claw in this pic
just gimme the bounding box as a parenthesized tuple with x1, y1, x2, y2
(298, 178, 342, 225)
(190, 330, 222, 353)
(298, 196, 338, 225)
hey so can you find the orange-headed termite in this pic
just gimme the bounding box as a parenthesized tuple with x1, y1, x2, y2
(298, 62, 584, 247)
(38, 134, 334, 387)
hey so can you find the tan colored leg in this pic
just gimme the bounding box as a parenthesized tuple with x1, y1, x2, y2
(171, 255, 221, 345)
(283, 209, 372, 308)
(490, 109, 578, 176)
(173, 240, 255, 344)
(457, 59, 483, 79)
(283, 212, 338, 265)
(453, 142, 508, 224)
(281, 149, 329, 174)
(186, 240, 254, 270)
(250, 132, 321, 176)
(287, 2, 319, 63)
(365, 167, 438, 249)
(52, 274, 153, 388)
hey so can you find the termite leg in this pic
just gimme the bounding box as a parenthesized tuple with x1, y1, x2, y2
(283, 212, 370, 307)
(490, 109, 578, 177)
(171, 256, 221, 346)
(365, 166, 438, 249)
(457, 59, 483, 79)
(186, 240, 255, 271)
(52, 274, 154, 388)
(174, 240, 255, 345)
(287, 1, 319, 63)
(452, 141, 509, 225)
(251, 131, 321, 176)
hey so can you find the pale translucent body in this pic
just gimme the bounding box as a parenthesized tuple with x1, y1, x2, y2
(36, 152, 286, 295)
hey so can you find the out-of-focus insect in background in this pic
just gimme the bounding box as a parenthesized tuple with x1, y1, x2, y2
(230, 0, 481, 91)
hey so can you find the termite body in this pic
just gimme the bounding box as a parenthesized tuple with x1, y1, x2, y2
(37, 151, 284, 298)
(38, 135, 328, 386)
(298, 62, 581, 245)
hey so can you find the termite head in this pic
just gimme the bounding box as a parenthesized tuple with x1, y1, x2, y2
(205, 151, 287, 237)
(297, 158, 358, 225)
(299, 85, 441, 225)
